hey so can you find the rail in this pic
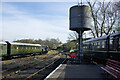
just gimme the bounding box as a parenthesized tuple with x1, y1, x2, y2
(26, 58, 66, 79)
(2, 54, 58, 79)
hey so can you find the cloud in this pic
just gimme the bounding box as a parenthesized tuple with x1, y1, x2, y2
(2, 3, 71, 43)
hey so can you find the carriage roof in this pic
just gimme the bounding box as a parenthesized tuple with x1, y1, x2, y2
(0, 42, 7, 44)
(9, 42, 41, 46)
(110, 31, 120, 37)
(83, 35, 109, 43)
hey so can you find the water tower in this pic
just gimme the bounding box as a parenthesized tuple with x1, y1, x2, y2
(69, 4, 91, 63)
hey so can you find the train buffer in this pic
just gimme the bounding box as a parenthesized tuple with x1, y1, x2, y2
(45, 62, 116, 80)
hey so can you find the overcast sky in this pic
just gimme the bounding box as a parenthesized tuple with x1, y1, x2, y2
(2, 2, 80, 43)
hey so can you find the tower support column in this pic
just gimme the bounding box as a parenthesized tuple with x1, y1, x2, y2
(77, 31, 83, 63)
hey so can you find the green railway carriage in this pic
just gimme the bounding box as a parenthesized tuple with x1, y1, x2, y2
(0, 42, 7, 56)
(1, 41, 48, 59)
(9, 42, 42, 55)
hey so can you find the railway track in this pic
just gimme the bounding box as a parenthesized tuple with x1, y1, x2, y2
(26, 58, 66, 80)
(2, 54, 57, 72)
(2, 53, 58, 79)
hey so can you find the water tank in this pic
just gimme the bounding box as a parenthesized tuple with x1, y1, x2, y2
(69, 5, 91, 31)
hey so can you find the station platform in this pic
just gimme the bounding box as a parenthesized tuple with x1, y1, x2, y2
(45, 63, 107, 80)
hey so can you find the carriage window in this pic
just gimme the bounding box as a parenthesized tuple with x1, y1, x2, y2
(119, 38, 120, 44)
(95, 42, 97, 47)
(119, 38, 120, 48)
(15, 46, 16, 49)
(1, 46, 3, 49)
(16, 47, 19, 50)
(102, 41, 105, 48)
(97, 42, 100, 48)
(85, 46, 87, 49)
(92, 43, 94, 49)
(110, 38, 113, 45)
(97, 42, 99, 45)
(96, 42, 97, 45)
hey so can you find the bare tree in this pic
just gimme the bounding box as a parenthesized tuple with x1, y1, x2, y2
(114, 1, 120, 31)
(87, 0, 118, 38)
(68, 32, 78, 41)
(63, 41, 77, 51)
(68, 0, 119, 41)
(14, 38, 61, 49)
